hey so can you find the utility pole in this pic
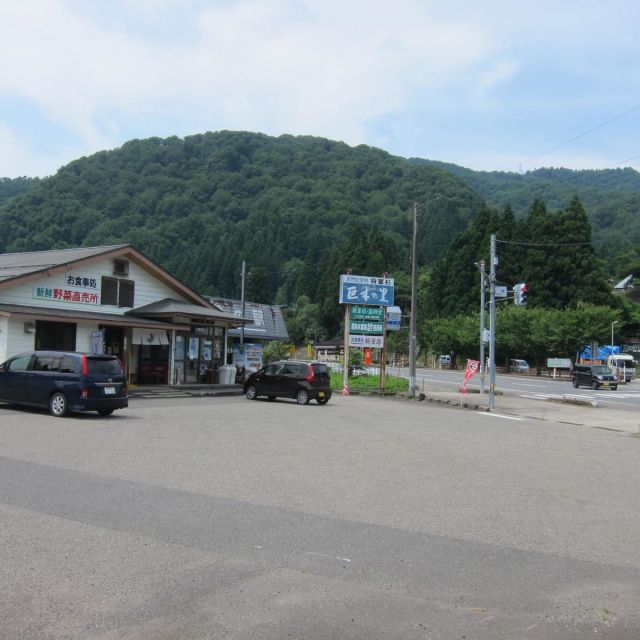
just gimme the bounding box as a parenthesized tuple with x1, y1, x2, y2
(488, 235, 497, 411)
(479, 260, 486, 394)
(408, 202, 419, 398)
(240, 260, 246, 346)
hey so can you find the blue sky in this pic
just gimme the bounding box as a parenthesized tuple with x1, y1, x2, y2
(2, 0, 640, 178)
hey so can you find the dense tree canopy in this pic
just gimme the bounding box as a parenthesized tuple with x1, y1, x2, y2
(410, 159, 640, 275)
(423, 196, 613, 319)
(0, 132, 483, 306)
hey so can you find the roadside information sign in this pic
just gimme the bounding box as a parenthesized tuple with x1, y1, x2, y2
(348, 334, 385, 348)
(349, 320, 384, 335)
(386, 306, 401, 331)
(351, 305, 384, 321)
(339, 274, 394, 306)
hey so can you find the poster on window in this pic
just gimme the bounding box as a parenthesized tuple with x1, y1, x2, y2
(188, 337, 199, 360)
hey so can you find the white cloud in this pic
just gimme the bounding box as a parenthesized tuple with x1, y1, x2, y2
(476, 60, 519, 93)
(0, 0, 501, 174)
(1, 0, 639, 176)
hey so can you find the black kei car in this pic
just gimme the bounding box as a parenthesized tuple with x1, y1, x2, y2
(244, 360, 332, 405)
(571, 363, 618, 391)
(0, 351, 128, 417)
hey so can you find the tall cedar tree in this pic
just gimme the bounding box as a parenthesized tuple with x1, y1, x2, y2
(425, 196, 613, 318)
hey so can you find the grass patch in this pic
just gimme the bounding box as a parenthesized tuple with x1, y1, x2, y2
(330, 372, 409, 393)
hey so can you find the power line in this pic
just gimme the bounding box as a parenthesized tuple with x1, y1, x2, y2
(497, 239, 592, 247)
(519, 104, 640, 170)
(613, 153, 640, 166)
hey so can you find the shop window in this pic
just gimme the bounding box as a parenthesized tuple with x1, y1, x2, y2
(101, 276, 135, 307)
(35, 320, 76, 351)
(119, 279, 134, 307)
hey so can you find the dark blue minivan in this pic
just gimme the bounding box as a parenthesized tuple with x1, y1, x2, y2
(0, 351, 128, 417)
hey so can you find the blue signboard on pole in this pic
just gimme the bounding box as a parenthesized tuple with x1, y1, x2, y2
(339, 274, 394, 306)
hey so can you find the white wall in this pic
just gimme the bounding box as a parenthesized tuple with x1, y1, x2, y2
(0, 257, 190, 311)
(0, 317, 7, 362)
(3, 318, 37, 361)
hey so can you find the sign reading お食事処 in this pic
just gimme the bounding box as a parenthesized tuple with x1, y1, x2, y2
(33, 272, 101, 305)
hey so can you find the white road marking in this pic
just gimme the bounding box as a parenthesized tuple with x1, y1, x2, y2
(508, 382, 548, 388)
(475, 412, 525, 421)
(305, 551, 352, 563)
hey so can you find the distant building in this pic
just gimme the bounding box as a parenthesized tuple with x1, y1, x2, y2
(614, 274, 634, 293)
(207, 297, 289, 377)
(207, 297, 289, 343)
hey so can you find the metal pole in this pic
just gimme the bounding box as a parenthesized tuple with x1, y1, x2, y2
(408, 202, 419, 397)
(240, 261, 246, 346)
(380, 306, 387, 392)
(488, 235, 497, 411)
(479, 260, 486, 394)
(343, 304, 351, 393)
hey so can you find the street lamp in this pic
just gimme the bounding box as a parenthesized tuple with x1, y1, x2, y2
(611, 320, 619, 350)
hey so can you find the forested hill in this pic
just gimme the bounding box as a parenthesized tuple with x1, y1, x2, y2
(0, 131, 484, 303)
(0, 177, 40, 207)
(410, 158, 640, 257)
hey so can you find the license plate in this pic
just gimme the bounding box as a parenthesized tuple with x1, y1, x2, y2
(104, 387, 116, 395)
(602, 382, 610, 387)
(318, 391, 325, 398)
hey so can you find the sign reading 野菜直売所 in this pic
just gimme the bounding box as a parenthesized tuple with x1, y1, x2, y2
(339, 274, 394, 306)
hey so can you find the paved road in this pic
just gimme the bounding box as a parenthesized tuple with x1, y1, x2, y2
(392, 367, 640, 412)
(1, 395, 640, 639)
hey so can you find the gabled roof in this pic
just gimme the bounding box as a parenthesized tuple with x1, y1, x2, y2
(208, 297, 289, 341)
(130, 298, 247, 327)
(0, 244, 211, 307)
(0, 245, 129, 282)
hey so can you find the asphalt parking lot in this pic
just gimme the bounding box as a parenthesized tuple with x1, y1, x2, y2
(2, 394, 640, 639)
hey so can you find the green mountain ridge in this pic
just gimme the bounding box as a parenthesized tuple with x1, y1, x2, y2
(409, 158, 640, 261)
(0, 131, 484, 305)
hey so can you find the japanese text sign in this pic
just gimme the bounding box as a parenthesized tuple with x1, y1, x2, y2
(339, 274, 394, 306)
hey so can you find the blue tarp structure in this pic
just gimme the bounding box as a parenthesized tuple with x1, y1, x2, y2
(578, 345, 620, 361)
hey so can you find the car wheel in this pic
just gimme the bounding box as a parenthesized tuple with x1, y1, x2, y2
(97, 409, 114, 416)
(612, 385, 618, 391)
(296, 389, 310, 405)
(572, 378, 579, 388)
(591, 381, 598, 390)
(245, 385, 258, 400)
(49, 392, 68, 417)
(317, 397, 329, 405)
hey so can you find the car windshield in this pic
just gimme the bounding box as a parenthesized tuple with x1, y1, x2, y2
(591, 365, 611, 375)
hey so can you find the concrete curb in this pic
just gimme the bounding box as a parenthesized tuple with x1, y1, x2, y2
(417, 393, 490, 412)
(546, 396, 599, 408)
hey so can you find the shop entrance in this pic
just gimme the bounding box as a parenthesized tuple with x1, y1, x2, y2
(101, 326, 124, 358)
(174, 327, 224, 384)
(137, 345, 170, 384)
